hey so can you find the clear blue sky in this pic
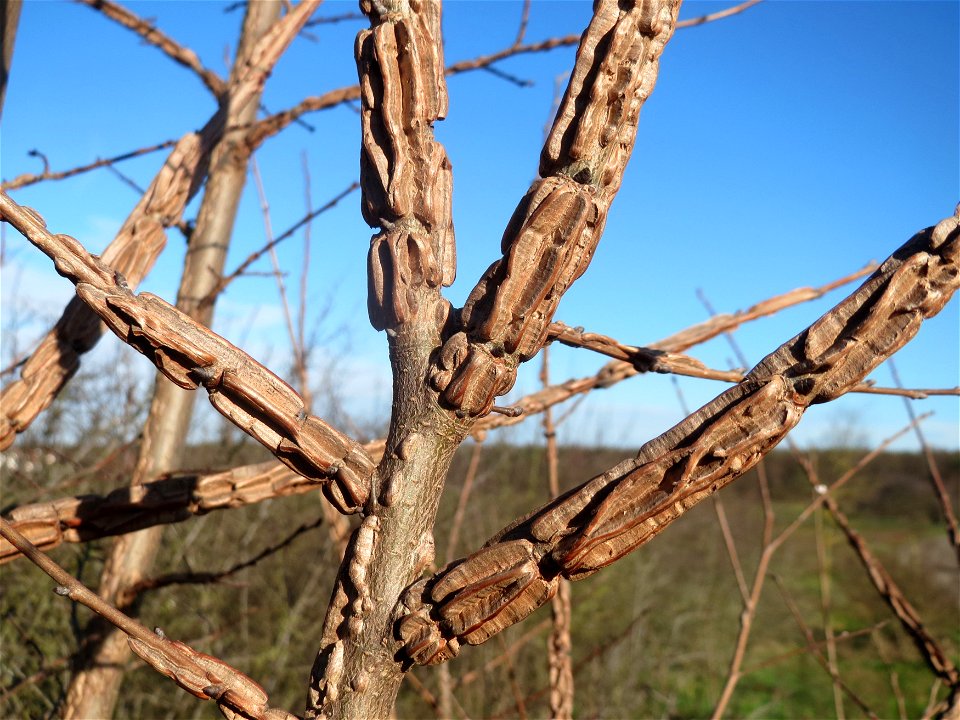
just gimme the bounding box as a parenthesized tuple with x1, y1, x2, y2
(2, 1, 958, 451)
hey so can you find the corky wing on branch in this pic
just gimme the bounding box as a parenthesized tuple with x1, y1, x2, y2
(396, 206, 960, 665)
(430, 0, 682, 418)
(0, 191, 373, 515)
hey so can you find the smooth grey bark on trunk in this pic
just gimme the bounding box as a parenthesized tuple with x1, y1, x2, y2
(62, 3, 282, 718)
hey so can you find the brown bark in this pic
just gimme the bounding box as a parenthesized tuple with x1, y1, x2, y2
(1, 0, 21, 119)
(0, 0, 320, 450)
(306, 2, 683, 718)
(396, 207, 960, 664)
(62, 4, 283, 718)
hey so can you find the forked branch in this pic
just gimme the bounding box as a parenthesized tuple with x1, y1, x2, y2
(0, 0, 322, 450)
(77, 0, 227, 97)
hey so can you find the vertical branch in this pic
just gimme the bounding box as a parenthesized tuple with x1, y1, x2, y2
(541, 347, 574, 720)
(445, 439, 485, 564)
(814, 490, 845, 719)
(62, 4, 286, 718)
(306, 3, 466, 718)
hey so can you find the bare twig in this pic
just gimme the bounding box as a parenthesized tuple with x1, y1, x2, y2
(445, 440, 485, 564)
(541, 348, 574, 720)
(676, 0, 763, 28)
(889, 359, 960, 561)
(200, 181, 359, 307)
(246, 34, 583, 148)
(772, 575, 878, 718)
(479, 264, 876, 435)
(793, 450, 960, 686)
(1, 140, 177, 191)
(76, 0, 227, 97)
(814, 489, 845, 719)
(0, 0, 322, 450)
(122, 516, 324, 604)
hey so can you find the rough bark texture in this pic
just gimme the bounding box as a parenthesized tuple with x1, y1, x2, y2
(304, 2, 682, 717)
(62, 5, 282, 718)
(396, 208, 960, 663)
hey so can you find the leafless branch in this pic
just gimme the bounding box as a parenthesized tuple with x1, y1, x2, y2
(675, 0, 763, 28)
(0, 191, 375, 515)
(772, 574, 878, 717)
(0, 517, 297, 720)
(122, 516, 325, 604)
(793, 449, 960, 686)
(397, 206, 958, 672)
(1, 140, 177, 191)
(888, 359, 960, 561)
(200, 181, 359, 307)
(76, 0, 227, 97)
(0, 0, 321, 450)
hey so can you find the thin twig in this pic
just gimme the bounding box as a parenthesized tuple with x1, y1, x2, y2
(122, 516, 324, 605)
(445, 440, 485, 564)
(1, 140, 177, 191)
(793, 448, 960, 686)
(889, 359, 960, 562)
(772, 574, 878, 718)
(814, 488, 845, 720)
(710, 415, 931, 718)
(676, 0, 763, 28)
(201, 180, 359, 307)
(0, 517, 295, 719)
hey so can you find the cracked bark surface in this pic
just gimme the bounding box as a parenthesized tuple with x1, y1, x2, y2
(395, 208, 960, 664)
(305, 2, 682, 717)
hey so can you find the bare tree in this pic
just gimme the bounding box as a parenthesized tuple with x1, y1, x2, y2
(1, 1, 957, 719)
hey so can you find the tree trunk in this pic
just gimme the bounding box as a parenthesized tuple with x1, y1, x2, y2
(62, 3, 281, 718)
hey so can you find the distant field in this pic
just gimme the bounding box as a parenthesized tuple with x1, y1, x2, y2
(3, 444, 957, 718)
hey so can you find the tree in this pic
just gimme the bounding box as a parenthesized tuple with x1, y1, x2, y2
(1, 1, 957, 718)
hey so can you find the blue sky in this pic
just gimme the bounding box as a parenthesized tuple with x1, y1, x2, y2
(1, 1, 958, 451)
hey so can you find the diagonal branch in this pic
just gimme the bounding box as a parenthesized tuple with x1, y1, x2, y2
(793, 450, 959, 686)
(1, 139, 178, 191)
(76, 0, 227, 97)
(0, 192, 375, 515)
(0, 517, 297, 720)
(431, 0, 684, 419)
(675, 0, 763, 28)
(0, 0, 322, 451)
(395, 207, 960, 664)
(547, 320, 959, 399)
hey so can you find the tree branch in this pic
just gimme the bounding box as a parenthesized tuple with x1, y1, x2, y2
(0, 517, 297, 720)
(76, 0, 227, 97)
(395, 207, 960, 664)
(0, 0, 321, 450)
(1, 139, 178, 191)
(0, 191, 375, 515)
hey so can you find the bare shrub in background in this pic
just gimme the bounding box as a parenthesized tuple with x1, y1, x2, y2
(1, 1, 957, 719)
